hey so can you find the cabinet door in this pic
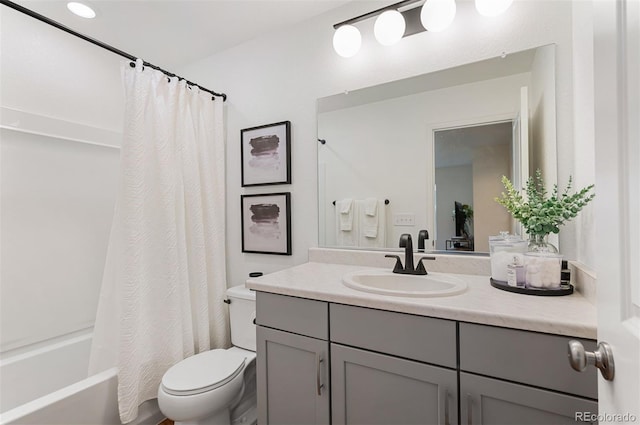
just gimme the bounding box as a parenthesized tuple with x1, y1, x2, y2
(332, 343, 457, 425)
(460, 372, 598, 425)
(257, 326, 330, 425)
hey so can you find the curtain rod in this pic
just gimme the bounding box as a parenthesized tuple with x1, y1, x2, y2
(0, 0, 227, 101)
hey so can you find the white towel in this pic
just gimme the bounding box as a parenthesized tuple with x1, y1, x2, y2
(364, 198, 378, 216)
(340, 198, 353, 214)
(337, 199, 354, 231)
(358, 199, 386, 248)
(362, 198, 380, 238)
(336, 201, 358, 247)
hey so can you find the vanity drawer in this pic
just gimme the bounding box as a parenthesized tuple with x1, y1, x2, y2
(330, 303, 456, 368)
(459, 322, 597, 399)
(256, 292, 328, 339)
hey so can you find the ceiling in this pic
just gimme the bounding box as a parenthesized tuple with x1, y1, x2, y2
(9, 0, 355, 68)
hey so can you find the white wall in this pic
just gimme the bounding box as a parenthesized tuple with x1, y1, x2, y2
(0, 7, 123, 352)
(0, 123, 120, 353)
(179, 0, 584, 285)
(570, 1, 597, 268)
(0, 8, 124, 132)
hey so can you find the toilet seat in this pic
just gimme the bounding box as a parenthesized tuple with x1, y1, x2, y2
(161, 349, 247, 396)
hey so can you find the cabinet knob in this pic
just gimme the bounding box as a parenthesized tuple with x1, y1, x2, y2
(567, 340, 615, 381)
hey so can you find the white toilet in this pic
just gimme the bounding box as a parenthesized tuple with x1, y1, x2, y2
(158, 285, 257, 425)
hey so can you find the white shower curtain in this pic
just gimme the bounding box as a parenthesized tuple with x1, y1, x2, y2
(89, 59, 228, 423)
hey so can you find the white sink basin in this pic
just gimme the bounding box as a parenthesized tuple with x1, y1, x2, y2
(342, 270, 468, 298)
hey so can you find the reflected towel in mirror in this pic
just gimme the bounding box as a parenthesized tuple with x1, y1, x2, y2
(358, 199, 386, 247)
(337, 199, 354, 231)
(336, 200, 358, 246)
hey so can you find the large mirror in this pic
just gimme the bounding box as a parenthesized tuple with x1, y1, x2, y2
(317, 44, 557, 253)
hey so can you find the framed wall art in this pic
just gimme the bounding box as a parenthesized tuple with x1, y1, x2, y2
(241, 192, 292, 255)
(241, 121, 291, 187)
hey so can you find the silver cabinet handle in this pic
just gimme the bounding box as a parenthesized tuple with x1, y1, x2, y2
(467, 393, 472, 425)
(568, 340, 615, 381)
(316, 354, 324, 396)
(444, 390, 450, 425)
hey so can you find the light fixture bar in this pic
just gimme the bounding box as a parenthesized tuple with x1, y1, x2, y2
(401, 5, 426, 37)
(333, 0, 423, 29)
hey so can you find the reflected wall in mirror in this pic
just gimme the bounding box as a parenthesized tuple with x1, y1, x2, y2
(317, 44, 557, 252)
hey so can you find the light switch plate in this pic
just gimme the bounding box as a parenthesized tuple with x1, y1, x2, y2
(393, 213, 415, 226)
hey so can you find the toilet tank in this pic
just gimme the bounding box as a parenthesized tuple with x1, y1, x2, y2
(226, 285, 256, 351)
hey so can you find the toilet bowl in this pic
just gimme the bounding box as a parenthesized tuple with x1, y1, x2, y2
(158, 285, 257, 425)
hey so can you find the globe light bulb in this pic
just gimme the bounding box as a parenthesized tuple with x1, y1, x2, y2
(333, 25, 362, 58)
(420, 0, 457, 33)
(374, 10, 406, 46)
(475, 0, 513, 17)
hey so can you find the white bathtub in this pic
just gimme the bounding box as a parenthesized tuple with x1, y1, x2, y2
(0, 332, 161, 425)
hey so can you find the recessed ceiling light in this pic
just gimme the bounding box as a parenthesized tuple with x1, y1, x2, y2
(67, 2, 96, 19)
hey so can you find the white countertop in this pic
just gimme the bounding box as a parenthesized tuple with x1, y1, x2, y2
(246, 261, 597, 339)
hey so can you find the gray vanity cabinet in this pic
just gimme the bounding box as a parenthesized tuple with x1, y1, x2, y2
(330, 304, 458, 425)
(255, 291, 598, 425)
(256, 326, 330, 425)
(459, 322, 598, 425)
(255, 292, 330, 425)
(331, 343, 458, 425)
(460, 372, 598, 425)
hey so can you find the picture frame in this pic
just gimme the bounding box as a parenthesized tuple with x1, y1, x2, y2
(241, 192, 292, 255)
(241, 121, 291, 187)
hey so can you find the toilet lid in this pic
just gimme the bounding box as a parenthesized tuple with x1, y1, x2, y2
(161, 349, 246, 396)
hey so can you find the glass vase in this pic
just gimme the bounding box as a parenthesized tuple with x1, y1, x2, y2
(528, 233, 559, 253)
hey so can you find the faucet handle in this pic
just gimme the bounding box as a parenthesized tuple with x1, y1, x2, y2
(385, 254, 404, 273)
(415, 256, 436, 275)
(417, 230, 430, 251)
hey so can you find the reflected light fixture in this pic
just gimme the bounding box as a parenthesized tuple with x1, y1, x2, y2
(374, 10, 406, 46)
(66, 2, 96, 18)
(333, 25, 362, 58)
(420, 0, 456, 32)
(475, 0, 513, 17)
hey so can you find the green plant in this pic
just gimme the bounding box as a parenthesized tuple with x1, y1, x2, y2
(452, 204, 474, 221)
(495, 169, 595, 236)
(462, 204, 473, 221)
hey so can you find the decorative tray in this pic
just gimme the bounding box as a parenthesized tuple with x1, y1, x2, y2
(490, 278, 574, 296)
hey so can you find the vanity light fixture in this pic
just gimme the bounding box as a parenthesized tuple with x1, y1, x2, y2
(333, 0, 512, 57)
(333, 0, 422, 57)
(66, 2, 96, 18)
(420, 0, 456, 32)
(333, 24, 362, 58)
(374, 10, 406, 46)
